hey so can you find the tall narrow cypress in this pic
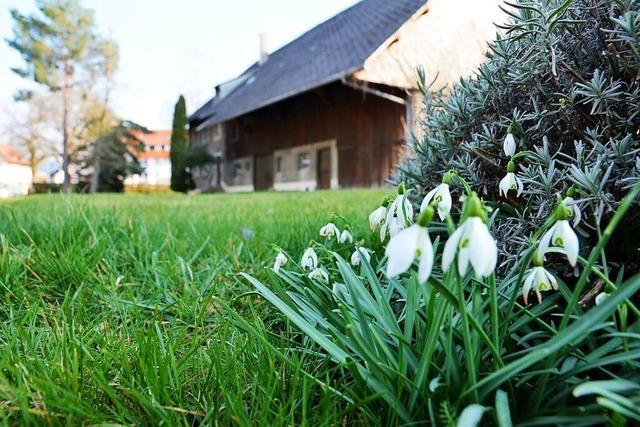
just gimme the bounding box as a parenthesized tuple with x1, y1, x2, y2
(170, 95, 189, 192)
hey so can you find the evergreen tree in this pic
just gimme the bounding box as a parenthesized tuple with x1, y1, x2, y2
(170, 95, 192, 192)
(6, 0, 118, 193)
(78, 120, 143, 192)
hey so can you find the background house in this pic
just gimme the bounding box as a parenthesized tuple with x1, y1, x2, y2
(124, 130, 172, 187)
(189, 0, 504, 192)
(0, 144, 32, 197)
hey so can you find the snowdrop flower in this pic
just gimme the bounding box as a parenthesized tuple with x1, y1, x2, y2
(300, 247, 318, 270)
(537, 220, 579, 267)
(369, 205, 387, 231)
(522, 265, 558, 305)
(499, 161, 523, 197)
(442, 194, 497, 277)
(595, 292, 609, 305)
(308, 267, 329, 283)
(385, 208, 434, 283)
(332, 282, 351, 303)
(499, 173, 524, 197)
(350, 247, 371, 266)
(387, 194, 414, 227)
(503, 133, 516, 157)
(563, 196, 582, 227)
(319, 223, 340, 240)
(420, 182, 452, 221)
(339, 229, 353, 244)
(380, 215, 405, 241)
(273, 252, 287, 273)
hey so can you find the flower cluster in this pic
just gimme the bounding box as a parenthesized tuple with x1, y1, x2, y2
(498, 130, 524, 198)
(522, 197, 581, 303)
(386, 184, 499, 285)
(369, 184, 414, 241)
(271, 219, 373, 287)
(271, 174, 581, 306)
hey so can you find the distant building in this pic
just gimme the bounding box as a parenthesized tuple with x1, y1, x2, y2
(190, 0, 504, 192)
(125, 130, 172, 187)
(0, 144, 32, 197)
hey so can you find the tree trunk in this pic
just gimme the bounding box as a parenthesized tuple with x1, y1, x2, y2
(61, 59, 72, 194)
(90, 143, 101, 193)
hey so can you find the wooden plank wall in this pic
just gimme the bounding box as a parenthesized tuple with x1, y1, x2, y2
(223, 82, 406, 188)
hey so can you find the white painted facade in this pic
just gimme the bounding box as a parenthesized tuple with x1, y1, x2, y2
(0, 164, 32, 197)
(127, 157, 172, 186)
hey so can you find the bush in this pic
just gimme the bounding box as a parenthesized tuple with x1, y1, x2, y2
(398, 0, 640, 273)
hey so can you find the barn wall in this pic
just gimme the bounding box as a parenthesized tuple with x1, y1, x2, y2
(223, 82, 406, 189)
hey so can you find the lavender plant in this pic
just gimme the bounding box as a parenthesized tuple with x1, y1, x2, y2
(398, 0, 640, 275)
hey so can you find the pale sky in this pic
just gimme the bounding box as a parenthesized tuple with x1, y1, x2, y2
(0, 0, 360, 130)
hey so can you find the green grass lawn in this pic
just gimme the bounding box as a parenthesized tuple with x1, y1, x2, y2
(0, 189, 386, 425)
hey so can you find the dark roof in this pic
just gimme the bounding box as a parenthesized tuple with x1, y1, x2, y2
(192, 0, 426, 128)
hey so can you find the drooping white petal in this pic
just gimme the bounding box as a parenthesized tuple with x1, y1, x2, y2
(319, 223, 339, 240)
(595, 292, 609, 305)
(402, 196, 414, 225)
(466, 217, 497, 277)
(499, 173, 521, 197)
(437, 184, 452, 220)
(385, 225, 420, 279)
(301, 247, 318, 270)
(503, 133, 516, 157)
(499, 173, 513, 197)
(368, 206, 386, 231)
(536, 223, 557, 260)
(420, 187, 438, 212)
(417, 230, 434, 283)
(522, 269, 535, 305)
(421, 184, 452, 221)
(556, 220, 579, 266)
(350, 250, 360, 266)
(350, 247, 371, 266)
(515, 174, 524, 197)
(339, 230, 353, 244)
(273, 252, 287, 273)
(457, 243, 471, 276)
(442, 224, 464, 273)
(564, 197, 582, 227)
(308, 267, 329, 283)
(388, 216, 405, 237)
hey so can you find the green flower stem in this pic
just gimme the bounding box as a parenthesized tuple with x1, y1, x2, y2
(453, 270, 479, 402)
(532, 181, 640, 412)
(560, 181, 640, 330)
(488, 274, 500, 366)
(578, 256, 640, 317)
(449, 170, 473, 195)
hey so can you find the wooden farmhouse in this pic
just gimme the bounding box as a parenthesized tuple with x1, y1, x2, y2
(189, 0, 503, 191)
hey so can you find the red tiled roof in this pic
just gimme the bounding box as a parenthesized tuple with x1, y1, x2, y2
(129, 130, 172, 160)
(0, 144, 29, 166)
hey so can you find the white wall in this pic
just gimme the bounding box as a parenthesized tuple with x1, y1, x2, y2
(0, 164, 32, 197)
(126, 157, 171, 186)
(354, 0, 505, 90)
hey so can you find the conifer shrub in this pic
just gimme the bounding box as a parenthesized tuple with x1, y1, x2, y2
(398, 0, 640, 275)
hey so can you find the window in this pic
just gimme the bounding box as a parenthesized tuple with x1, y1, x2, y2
(276, 156, 283, 173)
(232, 162, 242, 179)
(233, 125, 240, 142)
(298, 152, 311, 169)
(213, 124, 221, 139)
(149, 145, 155, 151)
